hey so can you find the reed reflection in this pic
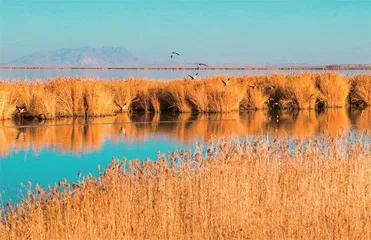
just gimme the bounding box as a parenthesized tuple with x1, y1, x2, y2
(0, 108, 370, 157)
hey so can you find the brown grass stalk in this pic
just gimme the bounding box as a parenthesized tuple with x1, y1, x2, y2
(350, 74, 371, 107)
(1, 134, 370, 239)
(285, 73, 319, 109)
(317, 72, 350, 108)
(0, 73, 369, 119)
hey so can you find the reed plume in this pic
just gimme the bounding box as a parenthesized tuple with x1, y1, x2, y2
(316, 72, 350, 108)
(1, 133, 370, 239)
(0, 73, 369, 119)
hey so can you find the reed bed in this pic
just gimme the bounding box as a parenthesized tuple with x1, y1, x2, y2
(0, 72, 370, 119)
(316, 72, 351, 108)
(285, 73, 319, 109)
(1, 133, 370, 239)
(350, 74, 371, 107)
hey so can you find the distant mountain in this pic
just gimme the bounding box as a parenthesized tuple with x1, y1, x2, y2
(8, 47, 139, 66)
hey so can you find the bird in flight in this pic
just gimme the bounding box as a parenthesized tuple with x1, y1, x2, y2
(16, 105, 27, 113)
(171, 51, 180, 58)
(196, 63, 208, 70)
(221, 78, 230, 86)
(120, 103, 127, 111)
(188, 73, 199, 80)
(114, 102, 127, 112)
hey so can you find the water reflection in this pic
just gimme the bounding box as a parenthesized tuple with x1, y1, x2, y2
(1, 108, 370, 204)
(0, 108, 370, 157)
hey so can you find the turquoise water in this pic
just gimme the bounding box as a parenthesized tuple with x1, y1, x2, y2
(0, 135, 192, 205)
(0, 110, 370, 205)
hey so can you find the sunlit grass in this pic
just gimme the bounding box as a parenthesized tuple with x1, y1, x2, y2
(350, 74, 371, 107)
(1, 133, 370, 239)
(0, 72, 369, 119)
(317, 72, 351, 108)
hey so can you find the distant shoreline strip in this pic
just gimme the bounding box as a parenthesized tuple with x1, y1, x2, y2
(1, 66, 370, 71)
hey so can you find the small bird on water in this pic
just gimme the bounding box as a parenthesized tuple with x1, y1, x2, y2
(16, 131, 25, 141)
(222, 78, 230, 86)
(120, 127, 126, 136)
(170, 51, 180, 58)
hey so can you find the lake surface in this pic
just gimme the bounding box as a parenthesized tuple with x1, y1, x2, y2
(0, 69, 370, 80)
(1, 108, 370, 204)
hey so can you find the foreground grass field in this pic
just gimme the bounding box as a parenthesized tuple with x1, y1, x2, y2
(0, 72, 370, 119)
(1, 133, 370, 239)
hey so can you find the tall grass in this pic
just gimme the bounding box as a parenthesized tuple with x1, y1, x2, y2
(0, 73, 369, 119)
(205, 76, 245, 112)
(285, 73, 319, 109)
(350, 74, 371, 107)
(163, 82, 192, 112)
(1, 133, 370, 239)
(0, 82, 13, 119)
(49, 78, 85, 117)
(316, 72, 350, 108)
(84, 80, 114, 117)
(240, 75, 270, 110)
(185, 81, 209, 112)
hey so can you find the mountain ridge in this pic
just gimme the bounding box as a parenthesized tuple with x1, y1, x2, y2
(9, 46, 139, 66)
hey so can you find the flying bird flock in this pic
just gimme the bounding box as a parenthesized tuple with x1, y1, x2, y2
(170, 51, 281, 109)
(170, 51, 229, 86)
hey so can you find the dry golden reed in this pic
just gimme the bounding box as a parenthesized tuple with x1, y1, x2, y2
(316, 72, 351, 108)
(285, 73, 319, 109)
(0, 72, 369, 119)
(350, 74, 371, 107)
(1, 133, 370, 239)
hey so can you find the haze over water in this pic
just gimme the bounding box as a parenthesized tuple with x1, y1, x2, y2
(0, 69, 370, 80)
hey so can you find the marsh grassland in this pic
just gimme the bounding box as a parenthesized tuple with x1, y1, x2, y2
(0, 72, 370, 119)
(1, 72, 370, 239)
(1, 133, 370, 239)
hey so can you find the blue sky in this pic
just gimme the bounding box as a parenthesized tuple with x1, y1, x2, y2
(0, 0, 370, 64)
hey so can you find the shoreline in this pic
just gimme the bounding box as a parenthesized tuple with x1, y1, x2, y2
(1, 133, 370, 238)
(0, 109, 370, 158)
(1, 66, 371, 71)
